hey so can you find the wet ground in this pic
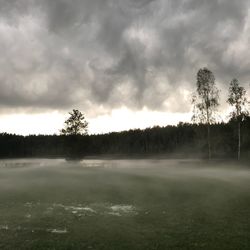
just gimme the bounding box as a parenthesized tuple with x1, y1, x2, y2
(0, 159, 250, 249)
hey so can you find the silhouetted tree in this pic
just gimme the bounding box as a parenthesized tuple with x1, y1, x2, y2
(192, 68, 219, 159)
(227, 79, 249, 160)
(61, 109, 88, 135)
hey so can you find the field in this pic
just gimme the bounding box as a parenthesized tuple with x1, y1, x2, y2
(0, 158, 250, 250)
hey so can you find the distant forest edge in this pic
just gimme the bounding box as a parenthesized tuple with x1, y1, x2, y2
(1, 118, 250, 160)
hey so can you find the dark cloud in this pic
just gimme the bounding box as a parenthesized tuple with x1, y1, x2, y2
(0, 0, 249, 115)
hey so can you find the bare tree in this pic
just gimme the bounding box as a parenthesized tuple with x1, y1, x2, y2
(61, 109, 88, 135)
(192, 68, 219, 159)
(227, 79, 249, 160)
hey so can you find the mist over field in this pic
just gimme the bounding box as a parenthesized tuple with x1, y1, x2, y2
(0, 158, 250, 250)
(0, 0, 250, 249)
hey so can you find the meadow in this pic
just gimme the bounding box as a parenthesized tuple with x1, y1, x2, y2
(0, 158, 250, 250)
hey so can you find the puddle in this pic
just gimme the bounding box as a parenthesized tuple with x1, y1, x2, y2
(108, 205, 137, 216)
(110, 205, 135, 213)
(51, 204, 96, 215)
(23, 202, 139, 218)
(47, 228, 68, 234)
(0, 225, 9, 230)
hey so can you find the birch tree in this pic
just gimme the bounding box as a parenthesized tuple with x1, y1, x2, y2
(192, 68, 219, 159)
(227, 79, 249, 160)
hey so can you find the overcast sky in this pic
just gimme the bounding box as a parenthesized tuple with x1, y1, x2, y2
(0, 0, 250, 135)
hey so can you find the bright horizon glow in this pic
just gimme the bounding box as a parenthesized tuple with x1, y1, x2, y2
(0, 108, 192, 136)
(89, 108, 192, 134)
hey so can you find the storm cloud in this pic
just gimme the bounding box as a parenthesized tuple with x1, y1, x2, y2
(0, 0, 250, 115)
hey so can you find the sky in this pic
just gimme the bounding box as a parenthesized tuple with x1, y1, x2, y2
(0, 0, 250, 135)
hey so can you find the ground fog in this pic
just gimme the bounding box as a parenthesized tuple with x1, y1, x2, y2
(0, 158, 249, 250)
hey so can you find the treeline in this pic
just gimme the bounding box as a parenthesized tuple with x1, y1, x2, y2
(1, 118, 250, 159)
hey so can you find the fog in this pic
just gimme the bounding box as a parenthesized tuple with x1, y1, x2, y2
(0, 158, 250, 249)
(1, 158, 249, 179)
(1, 158, 249, 198)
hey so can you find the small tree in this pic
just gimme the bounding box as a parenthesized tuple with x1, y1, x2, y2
(192, 68, 220, 159)
(227, 79, 249, 160)
(61, 109, 88, 135)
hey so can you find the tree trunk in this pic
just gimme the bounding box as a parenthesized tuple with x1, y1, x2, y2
(238, 122, 241, 160)
(207, 123, 211, 160)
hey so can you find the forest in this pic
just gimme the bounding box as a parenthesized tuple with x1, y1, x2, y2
(0, 118, 250, 160)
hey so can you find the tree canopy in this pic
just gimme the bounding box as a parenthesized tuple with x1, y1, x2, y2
(227, 79, 249, 122)
(60, 109, 88, 136)
(192, 68, 220, 124)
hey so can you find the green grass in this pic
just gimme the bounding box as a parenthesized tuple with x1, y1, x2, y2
(0, 159, 250, 250)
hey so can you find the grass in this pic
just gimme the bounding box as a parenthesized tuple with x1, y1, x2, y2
(0, 159, 250, 249)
